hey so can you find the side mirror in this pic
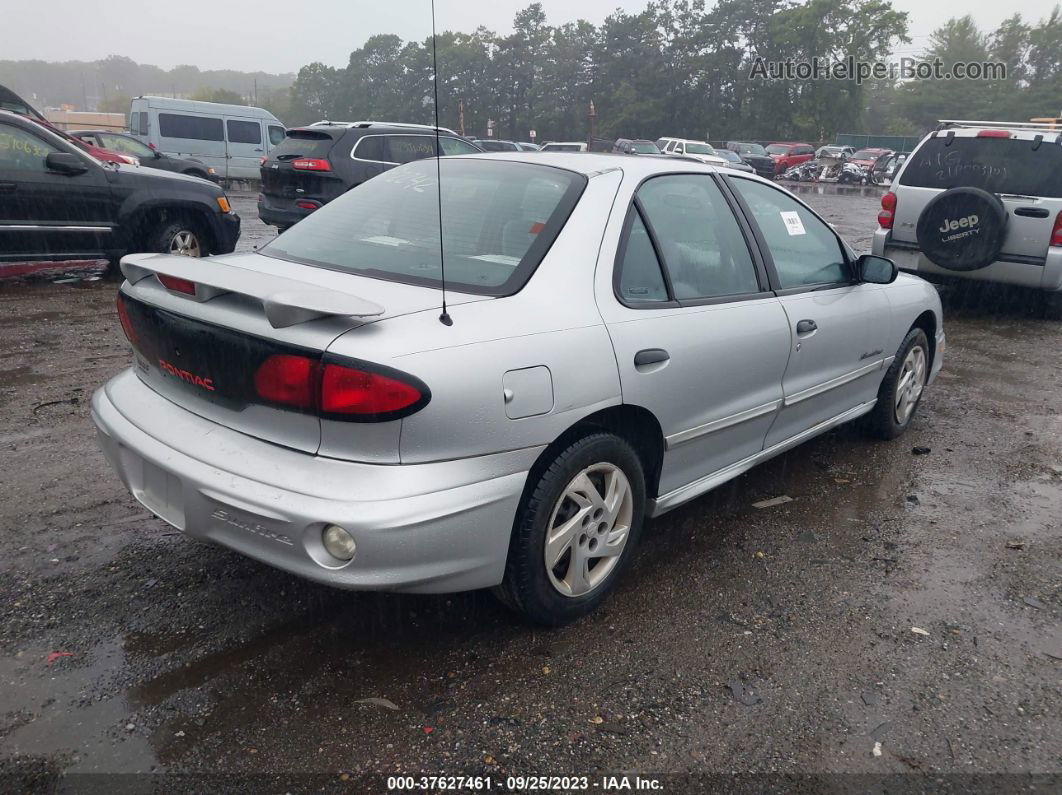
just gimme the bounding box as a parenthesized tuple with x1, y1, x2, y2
(46, 152, 89, 175)
(857, 254, 898, 284)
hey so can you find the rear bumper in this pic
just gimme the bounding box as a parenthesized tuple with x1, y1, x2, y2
(874, 229, 1062, 291)
(91, 370, 537, 594)
(257, 193, 318, 229)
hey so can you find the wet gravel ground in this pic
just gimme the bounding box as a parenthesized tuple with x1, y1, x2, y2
(1, 186, 1059, 790)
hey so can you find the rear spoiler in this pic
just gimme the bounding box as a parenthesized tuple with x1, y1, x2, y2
(120, 253, 385, 328)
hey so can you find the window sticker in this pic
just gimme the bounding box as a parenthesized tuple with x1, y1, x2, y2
(780, 210, 806, 236)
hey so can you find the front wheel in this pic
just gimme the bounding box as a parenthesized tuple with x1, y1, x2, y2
(494, 433, 646, 625)
(146, 217, 207, 258)
(866, 328, 930, 439)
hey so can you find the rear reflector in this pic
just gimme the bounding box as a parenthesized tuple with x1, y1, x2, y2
(296, 200, 321, 211)
(251, 355, 429, 420)
(977, 130, 1011, 138)
(878, 191, 896, 229)
(292, 158, 331, 171)
(157, 274, 196, 295)
(1052, 212, 1062, 247)
(321, 363, 423, 416)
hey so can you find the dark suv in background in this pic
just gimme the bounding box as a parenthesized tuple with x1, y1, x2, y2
(258, 122, 482, 230)
(0, 109, 239, 278)
(725, 142, 776, 178)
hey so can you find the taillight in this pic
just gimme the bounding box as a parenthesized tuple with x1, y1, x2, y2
(1052, 212, 1062, 247)
(878, 191, 896, 229)
(254, 354, 319, 411)
(116, 295, 137, 344)
(251, 357, 429, 420)
(977, 129, 1010, 138)
(321, 363, 424, 416)
(296, 200, 321, 211)
(291, 158, 331, 171)
(157, 274, 196, 295)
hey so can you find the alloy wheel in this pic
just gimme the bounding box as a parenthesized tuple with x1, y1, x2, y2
(544, 463, 634, 598)
(169, 230, 202, 257)
(894, 344, 927, 425)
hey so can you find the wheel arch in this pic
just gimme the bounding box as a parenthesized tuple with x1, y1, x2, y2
(122, 200, 218, 254)
(909, 309, 937, 369)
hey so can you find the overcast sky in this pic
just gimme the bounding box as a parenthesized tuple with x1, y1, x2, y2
(5, 0, 1059, 73)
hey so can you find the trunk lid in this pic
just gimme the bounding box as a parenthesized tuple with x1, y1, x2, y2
(260, 128, 346, 203)
(118, 251, 488, 456)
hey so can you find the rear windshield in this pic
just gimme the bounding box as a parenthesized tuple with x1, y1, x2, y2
(270, 129, 338, 160)
(544, 144, 581, 152)
(631, 142, 660, 154)
(899, 136, 1062, 198)
(851, 149, 881, 160)
(262, 159, 586, 295)
(734, 143, 766, 155)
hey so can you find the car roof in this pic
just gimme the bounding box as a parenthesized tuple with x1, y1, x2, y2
(455, 150, 757, 180)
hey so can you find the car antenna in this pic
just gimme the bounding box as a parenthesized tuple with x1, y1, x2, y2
(430, 0, 453, 326)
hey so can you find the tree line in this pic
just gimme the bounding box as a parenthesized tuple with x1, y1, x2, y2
(287, 0, 1062, 143)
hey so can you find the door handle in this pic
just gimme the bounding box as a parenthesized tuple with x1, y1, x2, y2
(1014, 206, 1049, 218)
(634, 348, 670, 367)
(796, 319, 817, 335)
(0, 182, 16, 193)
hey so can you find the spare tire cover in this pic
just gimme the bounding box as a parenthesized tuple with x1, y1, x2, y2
(915, 187, 1007, 271)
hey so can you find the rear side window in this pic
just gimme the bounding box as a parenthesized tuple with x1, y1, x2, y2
(899, 136, 1062, 198)
(271, 130, 336, 160)
(616, 211, 669, 303)
(227, 120, 261, 144)
(0, 123, 59, 171)
(262, 159, 586, 296)
(268, 125, 285, 146)
(387, 135, 436, 164)
(159, 113, 223, 142)
(129, 112, 139, 134)
(352, 135, 387, 161)
(138, 112, 148, 135)
(636, 174, 760, 300)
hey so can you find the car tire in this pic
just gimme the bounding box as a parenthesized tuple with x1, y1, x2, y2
(494, 432, 646, 625)
(866, 328, 930, 440)
(147, 216, 208, 258)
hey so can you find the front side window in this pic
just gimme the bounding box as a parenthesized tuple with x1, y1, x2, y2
(728, 177, 848, 289)
(159, 113, 223, 142)
(262, 158, 586, 295)
(227, 120, 262, 144)
(386, 135, 436, 164)
(634, 174, 760, 300)
(268, 125, 285, 146)
(0, 124, 59, 171)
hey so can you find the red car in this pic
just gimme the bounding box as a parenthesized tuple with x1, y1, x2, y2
(0, 83, 136, 166)
(765, 142, 816, 174)
(847, 147, 893, 171)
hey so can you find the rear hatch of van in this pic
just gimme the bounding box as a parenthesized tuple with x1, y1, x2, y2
(891, 131, 1062, 263)
(260, 127, 350, 219)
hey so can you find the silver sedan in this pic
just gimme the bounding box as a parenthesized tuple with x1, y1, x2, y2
(93, 153, 944, 624)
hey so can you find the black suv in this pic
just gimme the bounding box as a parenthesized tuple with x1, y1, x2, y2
(70, 130, 220, 183)
(0, 110, 239, 276)
(259, 122, 482, 230)
(725, 142, 776, 177)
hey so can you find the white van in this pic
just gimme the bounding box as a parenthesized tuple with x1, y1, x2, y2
(129, 96, 285, 180)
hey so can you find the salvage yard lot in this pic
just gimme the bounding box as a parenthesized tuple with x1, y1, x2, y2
(1, 186, 1059, 782)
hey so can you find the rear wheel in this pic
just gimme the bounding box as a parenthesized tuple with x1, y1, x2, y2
(495, 433, 646, 625)
(146, 216, 208, 258)
(866, 328, 930, 439)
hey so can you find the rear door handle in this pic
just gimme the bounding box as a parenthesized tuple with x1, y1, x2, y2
(1014, 206, 1049, 218)
(0, 182, 16, 193)
(796, 319, 818, 334)
(634, 348, 670, 367)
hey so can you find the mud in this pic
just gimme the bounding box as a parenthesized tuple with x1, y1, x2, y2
(1, 186, 1059, 787)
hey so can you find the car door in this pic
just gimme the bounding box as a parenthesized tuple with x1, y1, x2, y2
(0, 119, 115, 262)
(725, 175, 892, 447)
(225, 119, 265, 179)
(596, 173, 792, 499)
